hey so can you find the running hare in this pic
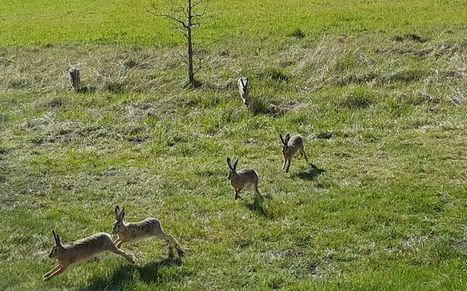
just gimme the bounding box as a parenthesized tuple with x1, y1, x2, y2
(238, 77, 249, 105)
(112, 206, 184, 257)
(43, 231, 134, 281)
(280, 133, 309, 173)
(227, 157, 263, 200)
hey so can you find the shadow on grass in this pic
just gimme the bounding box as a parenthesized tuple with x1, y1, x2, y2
(451, 239, 467, 254)
(245, 196, 272, 218)
(79, 256, 183, 290)
(76, 86, 97, 93)
(294, 164, 326, 181)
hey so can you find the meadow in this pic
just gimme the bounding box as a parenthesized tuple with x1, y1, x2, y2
(0, 0, 466, 290)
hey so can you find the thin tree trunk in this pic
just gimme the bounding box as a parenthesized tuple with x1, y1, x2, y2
(187, 0, 195, 87)
(154, 0, 202, 88)
(188, 30, 194, 86)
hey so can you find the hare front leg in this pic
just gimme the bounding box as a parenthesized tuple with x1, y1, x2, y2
(285, 159, 291, 173)
(234, 189, 242, 200)
(108, 244, 135, 264)
(43, 265, 67, 281)
(42, 264, 60, 280)
(113, 238, 123, 248)
(240, 96, 247, 105)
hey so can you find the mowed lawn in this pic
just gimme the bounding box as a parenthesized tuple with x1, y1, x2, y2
(0, 0, 466, 290)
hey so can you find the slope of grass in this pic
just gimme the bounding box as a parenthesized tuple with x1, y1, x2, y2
(1, 1, 466, 290)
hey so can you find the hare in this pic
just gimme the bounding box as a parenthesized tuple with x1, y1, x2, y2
(43, 231, 134, 281)
(227, 157, 263, 200)
(280, 133, 309, 173)
(112, 206, 184, 257)
(238, 77, 249, 106)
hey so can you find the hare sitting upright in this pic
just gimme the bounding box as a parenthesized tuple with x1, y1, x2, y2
(112, 206, 184, 257)
(238, 77, 249, 106)
(280, 133, 310, 173)
(43, 231, 134, 281)
(227, 157, 263, 200)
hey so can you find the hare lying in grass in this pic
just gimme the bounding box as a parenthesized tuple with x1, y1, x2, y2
(238, 77, 249, 106)
(112, 206, 184, 257)
(227, 157, 263, 200)
(280, 133, 309, 173)
(43, 231, 134, 281)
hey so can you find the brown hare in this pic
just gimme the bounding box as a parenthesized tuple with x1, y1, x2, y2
(227, 157, 263, 200)
(238, 77, 249, 106)
(112, 206, 184, 257)
(43, 231, 134, 281)
(280, 133, 309, 173)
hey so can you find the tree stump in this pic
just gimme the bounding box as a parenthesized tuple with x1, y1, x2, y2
(68, 67, 81, 91)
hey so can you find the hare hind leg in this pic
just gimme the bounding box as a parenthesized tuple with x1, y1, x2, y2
(254, 185, 264, 200)
(257, 185, 271, 199)
(300, 147, 309, 163)
(157, 232, 184, 256)
(235, 189, 242, 200)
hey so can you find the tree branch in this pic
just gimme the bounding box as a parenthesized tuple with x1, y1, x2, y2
(193, 54, 204, 75)
(158, 13, 189, 29)
(148, 0, 208, 88)
(192, 0, 206, 9)
(192, 3, 208, 18)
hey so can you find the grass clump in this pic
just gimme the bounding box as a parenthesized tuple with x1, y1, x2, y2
(288, 28, 306, 39)
(383, 69, 428, 84)
(393, 33, 427, 43)
(103, 80, 125, 93)
(247, 97, 270, 115)
(257, 67, 290, 82)
(339, 87, 374, 109)
(7, 78, 31, 89)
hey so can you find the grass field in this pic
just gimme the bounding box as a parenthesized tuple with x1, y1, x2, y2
(0, 0, 466, 290)
(1, 0, 466, 46)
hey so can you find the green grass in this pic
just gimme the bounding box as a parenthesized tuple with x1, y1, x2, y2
(1, 0, 467, 290)
(0, 0, 466, 46)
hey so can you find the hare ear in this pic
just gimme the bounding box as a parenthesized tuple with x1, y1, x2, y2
(227, 158, 233, 170)
(233, 159, 238, 170)
(115, 206, 120, 220)
(239, 78, 245, 88)
(52, 230, 61, 245)
(280, 134, 286, 145)
(120, 207, 125, 220)
(285, 134, 291, 143)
